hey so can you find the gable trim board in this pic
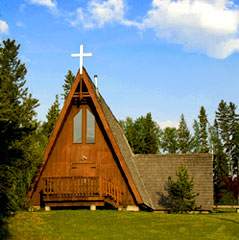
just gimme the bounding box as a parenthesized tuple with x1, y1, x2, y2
(28, 67, 213, 211)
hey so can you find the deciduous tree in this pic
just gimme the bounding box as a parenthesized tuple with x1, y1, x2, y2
(160, 127, 178, 153)
(120, 113, 161, 154)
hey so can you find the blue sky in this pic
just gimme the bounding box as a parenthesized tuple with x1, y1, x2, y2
(1, 0, 239, 130)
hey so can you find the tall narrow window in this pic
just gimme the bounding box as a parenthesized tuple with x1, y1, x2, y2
(86, 109, 95, 143)
(73, 110, 82, 143)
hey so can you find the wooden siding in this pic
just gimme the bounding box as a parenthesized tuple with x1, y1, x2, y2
(31, 101, 135, 207)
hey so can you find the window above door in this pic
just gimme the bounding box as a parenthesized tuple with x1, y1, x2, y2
(73, 107, 95, 144)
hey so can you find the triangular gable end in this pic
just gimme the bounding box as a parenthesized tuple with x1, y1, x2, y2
(28, 67, 143, 208)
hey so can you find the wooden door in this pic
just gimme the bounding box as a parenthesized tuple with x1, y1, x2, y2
(70, 105, 97, 177)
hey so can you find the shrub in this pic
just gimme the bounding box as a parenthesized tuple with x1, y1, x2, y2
(168, 164, 200, 213)
(0, 214, 9, 240)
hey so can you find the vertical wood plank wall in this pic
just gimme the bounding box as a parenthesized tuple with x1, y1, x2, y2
(31, 102, 135, 206)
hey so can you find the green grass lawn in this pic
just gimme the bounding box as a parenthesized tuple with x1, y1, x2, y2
(8, 210, 239, 240)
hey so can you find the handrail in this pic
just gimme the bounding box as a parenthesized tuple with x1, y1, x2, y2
(101, 178, 122, 206)
(42, 176, 123, 206)
(43, 176, 100, 197)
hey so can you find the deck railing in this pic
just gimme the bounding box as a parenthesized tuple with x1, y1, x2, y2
(101, 178, 122, 205)
(43, 176, 99, 197)
(42, 176, 122, 206)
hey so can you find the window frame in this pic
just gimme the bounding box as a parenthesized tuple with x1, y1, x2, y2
(86, 108, 95, 143)
(73, 106, 96, 144)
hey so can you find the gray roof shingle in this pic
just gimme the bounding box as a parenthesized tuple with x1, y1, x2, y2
(133, 154, 213, 210)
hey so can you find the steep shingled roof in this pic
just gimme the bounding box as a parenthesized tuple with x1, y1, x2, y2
(86, 70, 152, 207)
(133, 154, 213, 210)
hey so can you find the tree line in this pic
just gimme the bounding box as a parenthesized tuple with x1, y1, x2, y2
(1, 38, 238, 237)
(120, 103, 239, 205)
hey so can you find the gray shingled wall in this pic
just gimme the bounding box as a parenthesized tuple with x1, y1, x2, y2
(133, 154, 213, 211)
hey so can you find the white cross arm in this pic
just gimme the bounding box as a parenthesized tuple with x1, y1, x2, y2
(71, 45, 92, 74)
(71, 53, 92, 57)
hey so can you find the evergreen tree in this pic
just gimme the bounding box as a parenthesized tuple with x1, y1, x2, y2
(120, 113, 161, 154)
(160, 127, 178, 153)
(232, 123, 239, 177)
(192, 120, 200, 153)
(61, 70, 75, 101)
(198, 106, 209, 153)
(168, 165, 200, 213)
(209, 120, 228, 204)
(177, 114, 192, 153)
(0, 39, 39, 237)
(216, 100, 239, 175)
(144, 113, 161, 154)
(42, 94, 60, 139)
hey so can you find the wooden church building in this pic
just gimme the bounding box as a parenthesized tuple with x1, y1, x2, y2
(28, 67, 213, 211)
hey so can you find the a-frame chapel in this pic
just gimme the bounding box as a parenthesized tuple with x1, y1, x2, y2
(28, 67, 213, 211)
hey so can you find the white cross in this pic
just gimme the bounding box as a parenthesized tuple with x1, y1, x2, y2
(71, 45, 92, 74)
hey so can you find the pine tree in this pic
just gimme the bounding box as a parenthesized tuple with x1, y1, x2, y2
(192, 120, 200, 153)
(232, 123, 239, 177)
(42, 94, 60, 139)
(144, 113, 161, 154)
(198, 106, 209, 153)
(160, 127, 178, 153)
(177, 114, 192, 153)
(61, 70, 75, 101)
(168, 165, 200, 213)
(216, 100, 239, 175)
(209, 120, 228, 204)
(0, 39, 39, 236)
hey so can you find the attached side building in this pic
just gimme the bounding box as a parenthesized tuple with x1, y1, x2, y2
(28, 68, 213, 211)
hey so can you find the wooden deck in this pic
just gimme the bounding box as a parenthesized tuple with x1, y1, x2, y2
(42, 176, 123, 207)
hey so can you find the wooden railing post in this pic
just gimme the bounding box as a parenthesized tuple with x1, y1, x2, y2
(42, 176, 122, 207)
(99, 177, 102, 198)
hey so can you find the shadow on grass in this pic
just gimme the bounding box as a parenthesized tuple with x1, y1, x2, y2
(205, 215, 239, 225)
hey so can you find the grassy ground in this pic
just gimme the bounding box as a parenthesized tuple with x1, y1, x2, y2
(8, 210, 239, 240)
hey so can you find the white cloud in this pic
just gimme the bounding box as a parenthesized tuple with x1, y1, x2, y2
(0, 20, 9, 34)
(142, 0, 239, 59)
(20, 55, 31, 63)
(67, 0, 140, 29)
(16, 22, 26, 28)
(157, 120, 179, 129)
(19, 4, 26, 13)
(26, 0, 239, 58)
(30, 0, 57, 8)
